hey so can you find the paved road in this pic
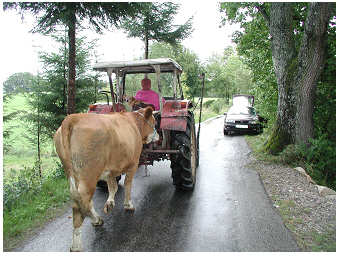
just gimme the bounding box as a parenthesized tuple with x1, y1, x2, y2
(15, 115, 300, 252)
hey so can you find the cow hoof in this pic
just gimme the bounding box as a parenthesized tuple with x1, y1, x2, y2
(124, 206, 135, 211)
(124, 201, 135, 211)
(70, 247, 83, 252)
(91, 217, 104, 227)
(70, 244, 83, 252)
(104, 202, 114, 214)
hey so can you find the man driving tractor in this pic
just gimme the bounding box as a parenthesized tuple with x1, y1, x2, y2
(134, 78, 165, 111)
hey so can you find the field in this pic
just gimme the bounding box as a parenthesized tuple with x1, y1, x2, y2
(3, 94, 57, 175)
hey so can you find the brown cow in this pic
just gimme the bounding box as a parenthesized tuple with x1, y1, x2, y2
(54, 107, 159, 252)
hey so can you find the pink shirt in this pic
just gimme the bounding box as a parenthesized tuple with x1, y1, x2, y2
(135, 89, 165, 110)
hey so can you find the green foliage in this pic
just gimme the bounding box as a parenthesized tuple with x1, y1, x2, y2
(3, 162, 69, 250)
(220, 2, 277, 123)
(3, 72, 35, 94)
(203, 99, 214, 108)
(313, 23, 336, 143)
(279, 137, 336, 191)
(119, 2, 193, 57)
(3, 94, 20, 153)
(3, 161, 66, 212)
(3, 2, 142, 34)
(4, 164, 43, 211)
(34, 33, 102, 130)
(211, 99, 227, 113)
(205, 47, 253, 98)
(149, 42, 203, 98)
(295, 137, 336, 190)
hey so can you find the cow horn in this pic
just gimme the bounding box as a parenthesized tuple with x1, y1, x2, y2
(152, 110, 161, 115)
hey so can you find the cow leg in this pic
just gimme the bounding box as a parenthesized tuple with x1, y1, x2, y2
(87, 200, 104, 227)
(77, 183, 104, 227)
(104, 178, 118, 214)
(124, 170, 136, 211)
(70, 203, 85, 252)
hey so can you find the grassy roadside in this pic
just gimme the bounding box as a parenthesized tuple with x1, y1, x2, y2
(245, 131, 336, 252)
(3, 174, 71, 251)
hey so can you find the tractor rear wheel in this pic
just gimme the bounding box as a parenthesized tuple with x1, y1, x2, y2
(170, 112, 198, 190)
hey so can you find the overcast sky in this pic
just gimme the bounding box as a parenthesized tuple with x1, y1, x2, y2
(1, 1, 240, 83)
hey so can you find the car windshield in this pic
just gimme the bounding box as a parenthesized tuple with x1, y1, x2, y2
(228, 107, 256, 115)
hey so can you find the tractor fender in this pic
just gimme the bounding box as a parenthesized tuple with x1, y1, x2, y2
(160, 100, 193, 131)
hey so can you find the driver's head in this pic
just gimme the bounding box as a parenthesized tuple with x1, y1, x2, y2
(141, 78, 151, 91)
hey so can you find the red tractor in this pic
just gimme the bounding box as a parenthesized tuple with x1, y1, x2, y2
(90, 58, 203, 190)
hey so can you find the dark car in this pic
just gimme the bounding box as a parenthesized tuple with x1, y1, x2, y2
(223, 105, 262, 135)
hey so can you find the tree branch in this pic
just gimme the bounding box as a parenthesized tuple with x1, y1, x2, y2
(255, 4, 270, 28)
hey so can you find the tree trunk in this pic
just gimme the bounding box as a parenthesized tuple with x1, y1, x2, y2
(264, 2, 297, 154)
(294, 2, 335, 146)
(264, 2, 334, 154)
(67, 8, 76, 115)
(63, 30, 67, 114)
(144, 29, 149, 59)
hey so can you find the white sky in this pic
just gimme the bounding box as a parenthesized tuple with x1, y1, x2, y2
(1, 1, 239, 83)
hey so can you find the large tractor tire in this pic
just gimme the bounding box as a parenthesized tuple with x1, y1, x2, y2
(170, 112, 198, 190)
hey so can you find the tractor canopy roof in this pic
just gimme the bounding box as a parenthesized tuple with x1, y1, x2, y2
(93, 58, 182, 75)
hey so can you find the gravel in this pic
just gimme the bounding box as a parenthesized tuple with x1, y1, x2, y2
(248, 159, 336, 251)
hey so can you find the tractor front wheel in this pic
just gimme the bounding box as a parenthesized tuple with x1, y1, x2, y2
(170, 112, 198, 190)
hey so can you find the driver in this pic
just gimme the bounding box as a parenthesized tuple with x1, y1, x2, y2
(134, 78, 165, 111)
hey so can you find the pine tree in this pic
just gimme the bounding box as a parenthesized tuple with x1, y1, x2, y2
(119, 2, 193, 59)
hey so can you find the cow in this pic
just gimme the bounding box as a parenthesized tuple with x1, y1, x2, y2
(54, 107, 159, 252)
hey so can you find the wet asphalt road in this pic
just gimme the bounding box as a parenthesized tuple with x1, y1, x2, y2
(15, 115, 300, 252)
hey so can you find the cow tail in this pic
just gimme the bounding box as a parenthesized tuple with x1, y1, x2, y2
(60, 115, 84, 204)
(60, 117, 73, 180)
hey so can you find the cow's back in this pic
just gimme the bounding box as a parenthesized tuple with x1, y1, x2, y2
(72, 113, 142, 175)
(56, 113, 143, 180)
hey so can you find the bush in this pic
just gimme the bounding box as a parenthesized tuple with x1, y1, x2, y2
(295, 137, 336, 190)
(3, 161, 66, 212)
(203, 99, 215, 108)
(3, 165, 42, 211)
(211, 98, 227, 113)
(279, 136, 336, 190)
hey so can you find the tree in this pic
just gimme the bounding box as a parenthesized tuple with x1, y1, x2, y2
(224, 4, 278, 122)
(21, 74, 51, 176)
(149, 42, 203, 98)
(221, 2, 335, 154)
(37, 33, 104, 132)
(3, 94, 20, 153)
(3, 72, 35, 94)
(4, 2, 142, 114)
(119, 2, 193, 59)
(205, 47, 252, 99)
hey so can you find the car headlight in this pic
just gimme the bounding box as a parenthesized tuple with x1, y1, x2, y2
(226, 119, 235, 123)
(248, 121, 257, 124)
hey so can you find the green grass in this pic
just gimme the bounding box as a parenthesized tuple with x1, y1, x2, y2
(193, 97, 230, 123)
(4, 94, 34, 149)
(3, 176, 71, 251)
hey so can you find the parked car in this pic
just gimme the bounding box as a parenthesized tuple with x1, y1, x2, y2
(223, 105, 263, 135)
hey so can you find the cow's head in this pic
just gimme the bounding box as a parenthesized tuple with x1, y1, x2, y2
(138, 107, 159, 144)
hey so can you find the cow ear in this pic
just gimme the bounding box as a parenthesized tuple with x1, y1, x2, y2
(144, 106, 153, 119)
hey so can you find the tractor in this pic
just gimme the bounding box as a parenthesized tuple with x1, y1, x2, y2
(90, 58, 203, 190)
